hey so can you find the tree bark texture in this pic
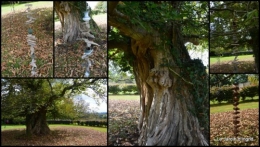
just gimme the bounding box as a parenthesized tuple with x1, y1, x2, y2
(26, 107, 50, 135)
(132, 30, 208, 146)
(108, 2, 209, 145)
(55, 1, 86, 43)
(249, 27, 259, 73)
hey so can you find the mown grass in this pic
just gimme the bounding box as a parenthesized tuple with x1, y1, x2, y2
(1, 1, 53, 15)
(109, 95, 139, 100)
(210, 55, 254, 65)
(210, 97, 259, 114)
(1, 124, 107, 133)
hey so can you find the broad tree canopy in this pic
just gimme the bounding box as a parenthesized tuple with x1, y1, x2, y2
(210, 1, 259, 72)
(1, 79, 106, 135)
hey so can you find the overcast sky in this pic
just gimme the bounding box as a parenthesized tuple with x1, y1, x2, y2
(81, 94, 107, 113)
(87, 1, 98, 9)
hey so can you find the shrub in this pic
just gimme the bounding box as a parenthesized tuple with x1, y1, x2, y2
(240, 85, 259, 100)
(109, 85, 120, 94)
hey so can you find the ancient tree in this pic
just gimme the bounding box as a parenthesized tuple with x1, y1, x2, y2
(1, 79, 106, 136)
(109, 1, 209, 145)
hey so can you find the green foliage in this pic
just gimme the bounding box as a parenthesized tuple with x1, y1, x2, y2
(240, 85, 259, 100)
(185, 59, 209, 135)
(109, 1, 208, 73)
(210, 74, 248, 87)
(93, 1, 107, 14)
(210, 1, 259, 51)
(210, 84, 259, 103)
(247, 74, 259, 85)
(1, 79, 106, 122)
(109, 84, 139, 95)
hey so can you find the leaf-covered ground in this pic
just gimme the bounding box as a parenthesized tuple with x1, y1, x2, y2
(210, 109, 259, 146)
(210, 61, 256, 73)
(54, 14, 107, 77)
(1, 127, 107, 146)
(1, 7, 53, 77)
(109, 99, 140, 146)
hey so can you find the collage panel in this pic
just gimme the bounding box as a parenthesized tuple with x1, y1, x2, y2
(209, 74, 259, 146)
(108, 1, 209, 146)
(54, 1, 107, 78)
(1, 78, 107, 146)
(1, 1, 108, 146)
(209, 1, 259, 146)
(209, 1, 258, 73)
(1, 1, 53, 77)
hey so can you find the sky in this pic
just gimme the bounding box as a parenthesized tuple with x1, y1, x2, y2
(87, 1, 98, 9)
(81, 94, 107, 113)
(188, 50, 209, 66)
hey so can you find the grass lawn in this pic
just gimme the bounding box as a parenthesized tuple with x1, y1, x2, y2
(1, 124, 107, 132)
(210, 55, 254, 65)
(210, 97, 259, 114)
(1, 1, 53, 15)
(109, 95, 139, 100)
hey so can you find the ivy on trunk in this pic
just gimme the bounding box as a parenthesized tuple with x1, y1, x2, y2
(109, 1, 209, 146)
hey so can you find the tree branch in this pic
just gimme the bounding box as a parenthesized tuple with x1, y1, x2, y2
(109, 16, 147, 41)
(47, 79, 54, 96)
(108, 1, 119, 15)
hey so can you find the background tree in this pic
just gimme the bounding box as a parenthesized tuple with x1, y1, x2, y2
(93, 1, 107, 14)
(209, 74, 248, 87)
(1, 79, 106, 136)
(210, 1, 259, 72)
(109, 1, 209, 145)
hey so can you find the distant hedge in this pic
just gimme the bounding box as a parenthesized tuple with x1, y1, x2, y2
(210, 84, 259, 103)
(2, 120, 107, 127)
(109, 84, 139, 95)
(210, 51, 253, 57)
(77, 120, 107, 127)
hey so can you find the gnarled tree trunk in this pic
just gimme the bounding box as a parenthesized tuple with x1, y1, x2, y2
(249, 27, 259, 73)
(131, 28, 208, 146)
(54, 1, 84, 43)
(109, 1, 209, 146)
(26, 107, 50, 135)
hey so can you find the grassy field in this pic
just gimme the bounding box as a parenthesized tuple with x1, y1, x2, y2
(210, 100, 259, 114)
(109, 95, 139, 100)
(1, 124, 107, 132)
(210, 55, 254, 65)
(1, 1, 53, 15)
(210, 96, 259, 113)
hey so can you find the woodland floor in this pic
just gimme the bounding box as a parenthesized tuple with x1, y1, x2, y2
(1, 7, 53, 77)
(109, 99, 140, 146)
(210, 108, 259, 146)
(54, 14, 107, 77)
(1, 126, 107, 146)
(210, 60, 257, 73)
